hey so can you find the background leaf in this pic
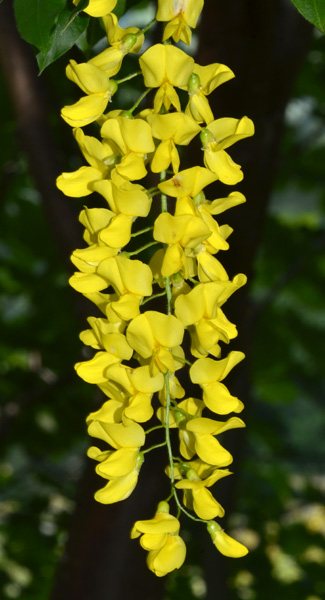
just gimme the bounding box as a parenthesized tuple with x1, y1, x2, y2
(290, 0, 325, 33)
(37, 10, 89, 73)
(14, 0, 66, 53)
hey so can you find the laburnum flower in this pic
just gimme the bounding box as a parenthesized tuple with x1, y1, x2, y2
(87, 417, 145, 503)
(73, 0, 117, 18)
(131, 501, 186, 577)
(153, 212, 211, 278)
(70, 255, 153, 321)
(207, 521, 248, 558)
(91, 179, 152, 218)
(193, 190, 246, 216)
(81, 205, 134, 250)
(172, 459, 232, 520)
(74, 338, 133, 385)
(56, 128, 112, 197)
(184, 416, 245, 464)
(86, 363, 164, 423)
(139, 44, 194, 112)
(200, 117, 255, 184)
(61, 61, 118, 127)
(147, 111, 201, 173)
(96, 255, 153, 322)
(89, 13, 144, 76)
(173, 400, 244, 465)
(100, 116, 155, 181)
(190, 351, 245, 415)
(184, 63, 235, 124)
(158, 166, 218, 200)
(156, 0, 204, 45)
(126, 311, 184, 375)
(174, 280, 245, 358)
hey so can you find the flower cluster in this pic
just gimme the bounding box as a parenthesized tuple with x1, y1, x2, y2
(58, 0, 254, 576)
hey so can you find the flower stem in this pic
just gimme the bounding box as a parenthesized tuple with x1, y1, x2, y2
(142, 291, 167, 305)
(131, 226, 154, 237)
(143, 441, 167, 454)
(128, 241, 159, 256)
(130, 87, 152, 113)
(141, 18, 156, 34)
(115, 70, 141, 84)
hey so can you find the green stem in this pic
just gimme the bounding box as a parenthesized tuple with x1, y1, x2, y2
(131, 226, 154, 238)
(146, 425, 165, 434)
(189, 277, 199, 285)
(142, 291, 167, 305)
(128, 241, 159, 256)
(143, 441, 167, 454)
(171, 354, 193, 367)
(141, 18, 156, 34)
(172, 488, 208, 524)
(115, 70, 141, 84)
(129, 87, 152, 113)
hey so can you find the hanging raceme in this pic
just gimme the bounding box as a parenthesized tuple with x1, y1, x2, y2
(58, 0, 254, 576)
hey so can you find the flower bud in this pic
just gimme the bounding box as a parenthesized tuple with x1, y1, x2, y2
(188, 73, 201, 94)
(122, 33, 138, 54)
(200, 128, 214, 149)
(156, 500, 170, 514)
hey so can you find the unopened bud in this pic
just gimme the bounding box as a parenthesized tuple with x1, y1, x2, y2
(200, 128, 214, 149)
(188, 73, 200, 94)
(157, 500, 170, 514)
(122, 33, 138, 54)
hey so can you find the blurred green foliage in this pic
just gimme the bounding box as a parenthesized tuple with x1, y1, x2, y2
(0, 4, 325, 600)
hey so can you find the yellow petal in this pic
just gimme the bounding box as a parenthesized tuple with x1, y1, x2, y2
(94, 471, 138, 504)
(56, 166, 103, 197)
(213, 530, 249, 558)
(61, 94, 109, 127)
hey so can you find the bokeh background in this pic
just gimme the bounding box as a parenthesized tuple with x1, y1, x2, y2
(0, 0, 324, 599)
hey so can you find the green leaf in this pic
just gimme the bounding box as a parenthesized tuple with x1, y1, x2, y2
(290, 0, 325, 33)
(37, 10, 89, 73)
(14, 0, 66, 53)
(113, 0, 127, 18)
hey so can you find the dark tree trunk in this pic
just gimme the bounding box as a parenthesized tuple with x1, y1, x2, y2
(196, 2, 312, 598)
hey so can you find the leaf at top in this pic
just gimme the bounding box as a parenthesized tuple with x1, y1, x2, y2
(14, 0, 66, 53)
(113, 0, 127, 18)
(37, 10, 89, 73)
(290, 0, 325, 33)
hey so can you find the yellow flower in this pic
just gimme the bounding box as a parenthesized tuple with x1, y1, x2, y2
(61, 61, 117, 127)
(131, 501, 186, 576)
(156, 0, 204, 45)
(183, 63, 234, 124)
(126, 311, 184, 375)
(56, 128, 112, 197)
(207, 521, 248, 557)
(88, 443, 144, 504)
(147, 111, 201, 173)
(90, 13, 143, 76)
(174, 281, 240, 358)
(173, 460, 231, 519)
(87, 415, 146, 504)
(190, 351, 245, 414)
(139, 44, 194, 112)
(73, 0, 117, 18)
(75, 338, 133, 385)
(91, 179, 152, 217)
(86, 363, 164, 423)
(146, 534, 186, 577)
(184, 416, 245, 465)
(100, 116, 155, 181)
(200, 117, 255, 184)
(158, 166, 217, 199)
(153, 212, 211, 278)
